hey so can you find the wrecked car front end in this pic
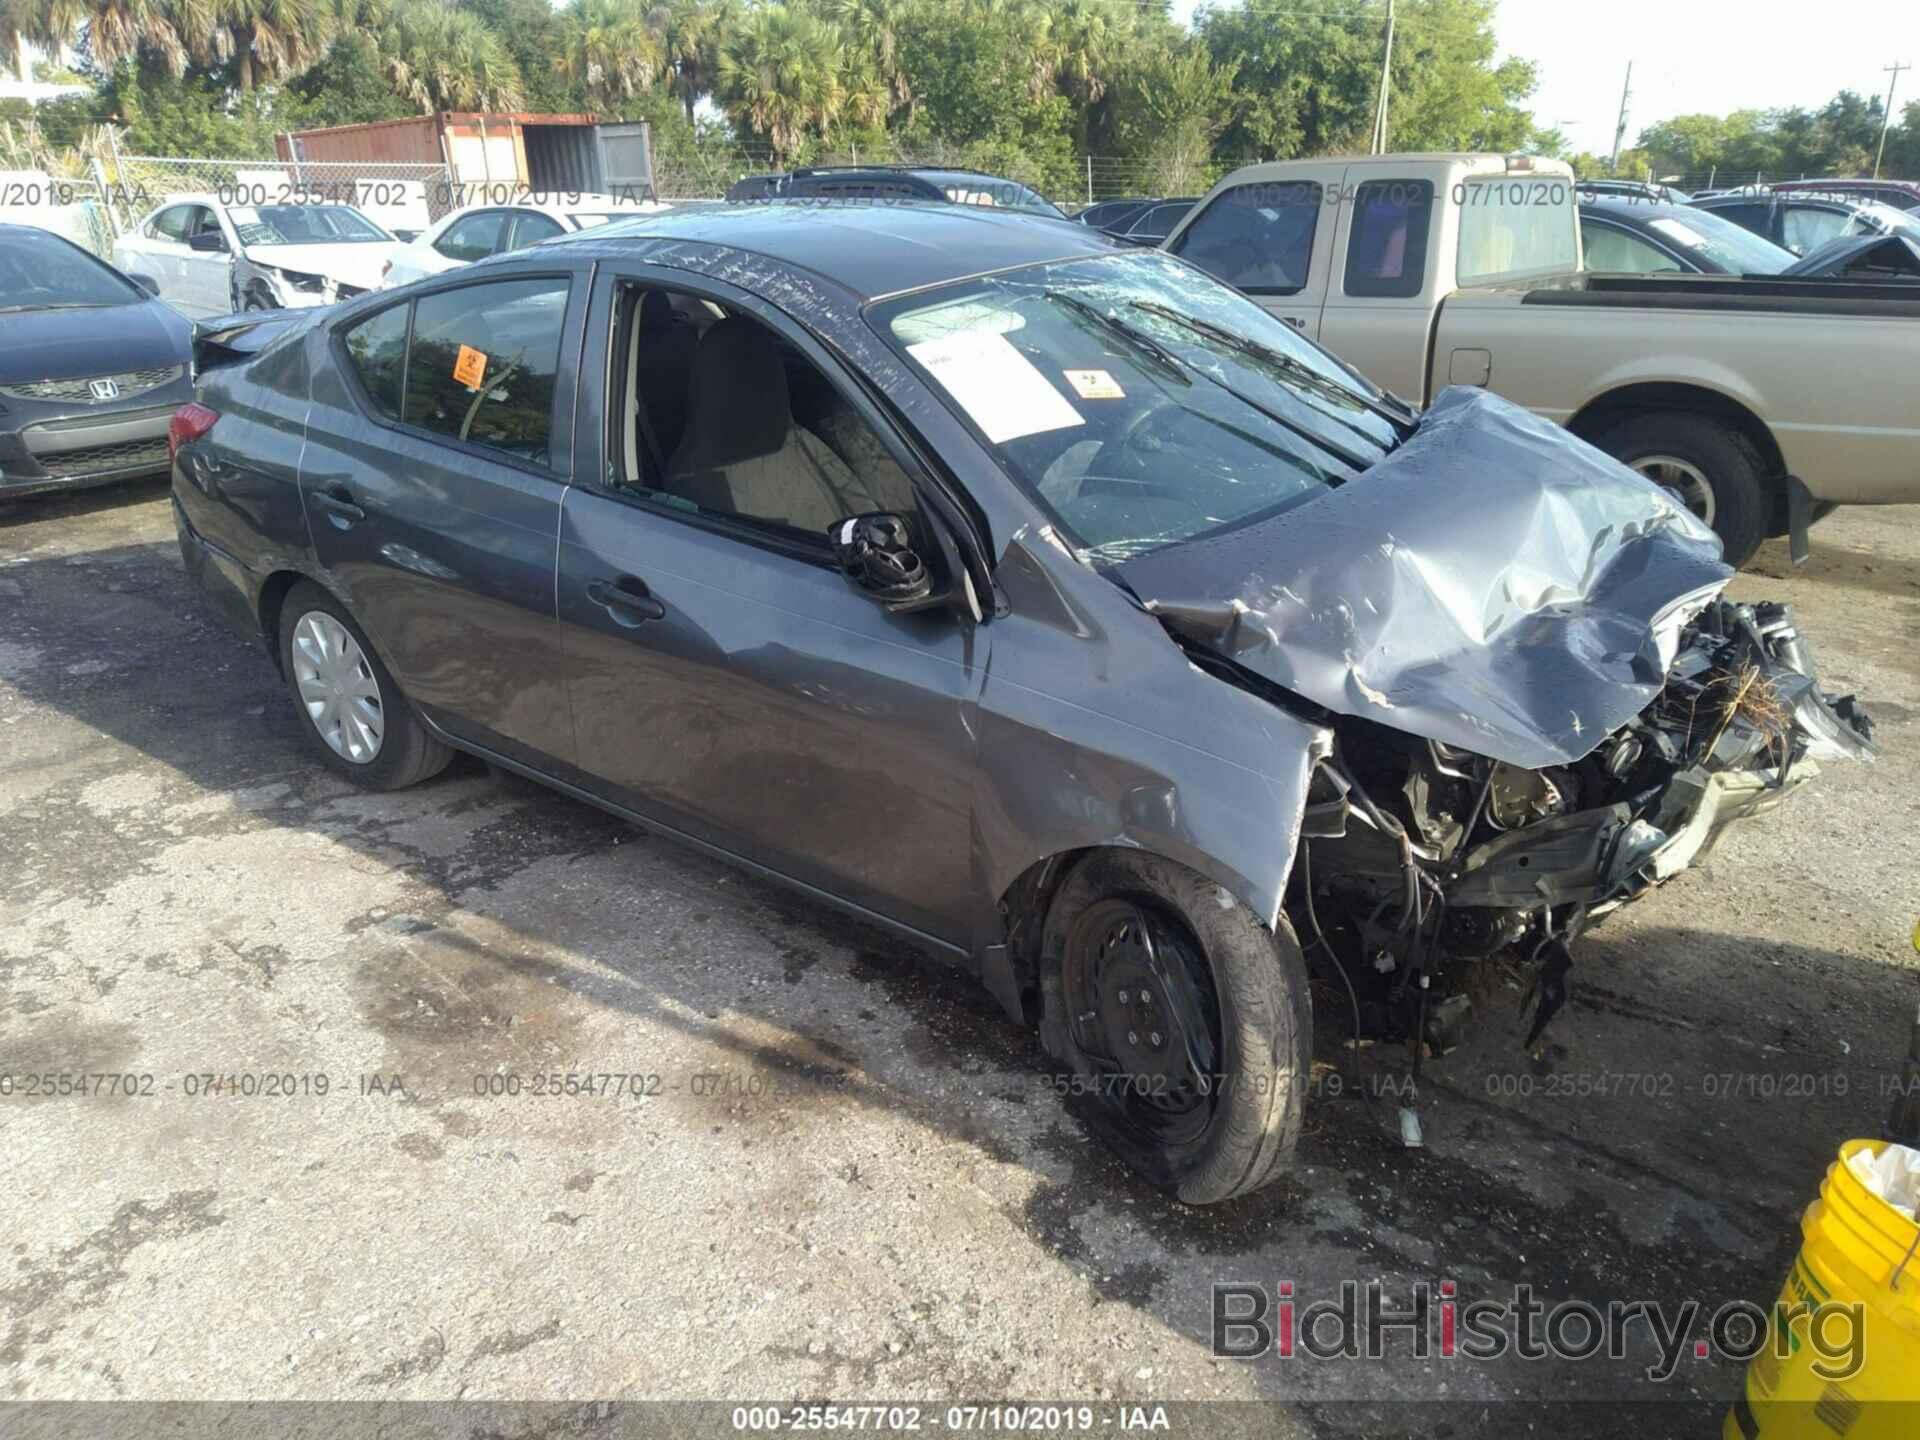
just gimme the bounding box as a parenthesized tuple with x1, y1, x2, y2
(1120, 388, 1875, 1046)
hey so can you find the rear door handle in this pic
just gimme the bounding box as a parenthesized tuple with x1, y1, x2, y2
(587, 576, 666, 625)
(311, 487, 365, 528)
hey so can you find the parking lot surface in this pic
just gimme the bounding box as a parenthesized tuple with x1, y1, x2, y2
(3, 481, 1917, 1432)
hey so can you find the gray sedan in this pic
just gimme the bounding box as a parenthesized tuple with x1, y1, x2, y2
(169, 204, 1871, 1202)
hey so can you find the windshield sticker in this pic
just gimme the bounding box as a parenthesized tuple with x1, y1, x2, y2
(1063, 368, 1125, 400)
(1646, 218, 1709, 249)
(453, 344, 489, 391)
(228, 206, 261, 227)
(906, 330, 1084, 444)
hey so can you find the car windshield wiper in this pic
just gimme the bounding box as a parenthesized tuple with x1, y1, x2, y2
(1047, 289, 1191, 386)
(1048, 292, 1372, 475)
(1127, 299, 1417, 438)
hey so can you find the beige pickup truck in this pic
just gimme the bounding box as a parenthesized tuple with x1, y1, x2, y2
(1161, 152, 1920, 565)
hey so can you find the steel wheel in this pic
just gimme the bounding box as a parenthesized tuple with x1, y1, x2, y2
(1061, 897, 1222, 1150)
(1633, 453, 1716, 527)
(290, 610, 384, 763)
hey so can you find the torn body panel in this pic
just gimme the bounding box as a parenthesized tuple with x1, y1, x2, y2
(1115, 389, 1873, 1045)
(1118, 387, 1732, 770)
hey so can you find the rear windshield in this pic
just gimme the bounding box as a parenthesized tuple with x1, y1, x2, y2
(871, 250, 1405, 563)
(0, 227, 143, 310)
(1457, 177, 1580, 286)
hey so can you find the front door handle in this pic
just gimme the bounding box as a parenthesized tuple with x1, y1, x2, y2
(311, 487, 365, 528)
(586, 576, 666, 626)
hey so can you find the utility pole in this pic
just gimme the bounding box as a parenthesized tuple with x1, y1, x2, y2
(1875, 61, 1910, 178)
(1371, 0, 1396, 155)
(1608, 61, 1634, 173)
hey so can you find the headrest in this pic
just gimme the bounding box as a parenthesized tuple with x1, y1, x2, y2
(681, 318, 789, 469)
(639, 289, 676, 332)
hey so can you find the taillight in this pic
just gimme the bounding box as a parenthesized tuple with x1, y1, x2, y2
(168, 402, 219, 462)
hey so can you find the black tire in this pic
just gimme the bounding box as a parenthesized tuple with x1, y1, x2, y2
(1591, 411, 1771, 568)
(1037, 850, 1311, 1205)
(276, 581, 451, 791)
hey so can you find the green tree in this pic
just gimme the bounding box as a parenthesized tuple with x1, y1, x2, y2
(556, 0, 665, 108)
(1106, 43, 1236, 194)
(377, 0, 524, 112)
(465, 0, 586, 113)
(715, 2, 846, 162)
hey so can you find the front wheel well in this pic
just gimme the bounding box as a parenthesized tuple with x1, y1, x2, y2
(1567, 382, 1791, 531)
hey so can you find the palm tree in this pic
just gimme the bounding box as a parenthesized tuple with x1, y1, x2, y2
(2, 0, 196, 75)
(828, 0, 909, 119)
(658, 0, 732, 125)
(715, 3, 845, 163)
(555, 0, 665, 107)
(213, 0, 331, 91)
(379, 0, 524, 111)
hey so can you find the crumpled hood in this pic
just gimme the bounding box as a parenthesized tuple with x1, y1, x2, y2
(0, 299, 189, 385)
(1116, 387, 1732, 770)
(241, 242, 399, 291)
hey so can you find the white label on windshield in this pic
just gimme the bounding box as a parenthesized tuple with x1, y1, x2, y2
(907, 330, 1083, 444)
(1647, 217, 1708, 249)
(228, 206, 261, 227)
(1063, 368, 1125, 399)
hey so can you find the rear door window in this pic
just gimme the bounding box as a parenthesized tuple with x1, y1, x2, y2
(1344, 180, 1433, 297)
(434, 211, 509, 262)
(1168, 182, 1322, 294)
(402, 277, 571, 467)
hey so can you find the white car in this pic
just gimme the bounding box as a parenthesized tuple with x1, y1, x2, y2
(112, 195, 400, 316)
(380, 196, 670, 288)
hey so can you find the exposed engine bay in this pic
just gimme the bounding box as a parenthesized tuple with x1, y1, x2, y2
(1293, 597, 1876, 1051)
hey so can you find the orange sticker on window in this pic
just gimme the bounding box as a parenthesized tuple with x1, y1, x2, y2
(453, 344, 488, 390)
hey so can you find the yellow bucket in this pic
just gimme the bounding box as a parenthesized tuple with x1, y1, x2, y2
(1726, 1139, 1920, 1438)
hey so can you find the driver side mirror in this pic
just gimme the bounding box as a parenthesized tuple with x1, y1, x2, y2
(830, 513, 935, 610)
(126, 272, 159, 296)
(188, 231, 229, 253)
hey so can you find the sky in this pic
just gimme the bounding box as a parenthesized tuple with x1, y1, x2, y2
(1172, 0, 1919, 158)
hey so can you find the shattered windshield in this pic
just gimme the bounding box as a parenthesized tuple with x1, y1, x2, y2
(232, 205, 392, 246)
(871, 250, 1407, 562)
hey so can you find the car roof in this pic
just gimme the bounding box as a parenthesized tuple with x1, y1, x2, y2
(545, 201, 1118, 300)
(1580, 197, 1695, 220)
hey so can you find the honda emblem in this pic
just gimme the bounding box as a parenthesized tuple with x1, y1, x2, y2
(89, 378, 120, 400)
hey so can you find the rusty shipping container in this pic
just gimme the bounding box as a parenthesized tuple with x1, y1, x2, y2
(276, 114, 653, 209)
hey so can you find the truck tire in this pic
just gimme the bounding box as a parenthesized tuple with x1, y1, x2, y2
(1037, 850, 1311, 1205)
(1591, 412, 1770, 568)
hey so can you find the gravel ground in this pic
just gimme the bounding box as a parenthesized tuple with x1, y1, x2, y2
(3, 480, 1917, 1435)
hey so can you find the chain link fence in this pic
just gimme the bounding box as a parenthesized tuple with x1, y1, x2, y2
(99, 153, 455, 238)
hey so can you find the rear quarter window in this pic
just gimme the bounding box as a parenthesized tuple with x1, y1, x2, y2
(341, 302, 408, 419)
(1344, 180, 1433, 298)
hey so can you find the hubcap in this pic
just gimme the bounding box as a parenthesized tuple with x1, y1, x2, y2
(1633, 454, 1716, 527)
(1065, 899, 1222, 1141)
(291, 611, 384, 763)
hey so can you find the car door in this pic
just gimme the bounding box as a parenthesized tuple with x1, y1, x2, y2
(556, 267, 987, 946)
(124, 204, 194, 307)
(1166, 177, 1336, 339)
(432, 209, 514, 270)
(297, 268, 586, 770)
(178, 204, 234, 315)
